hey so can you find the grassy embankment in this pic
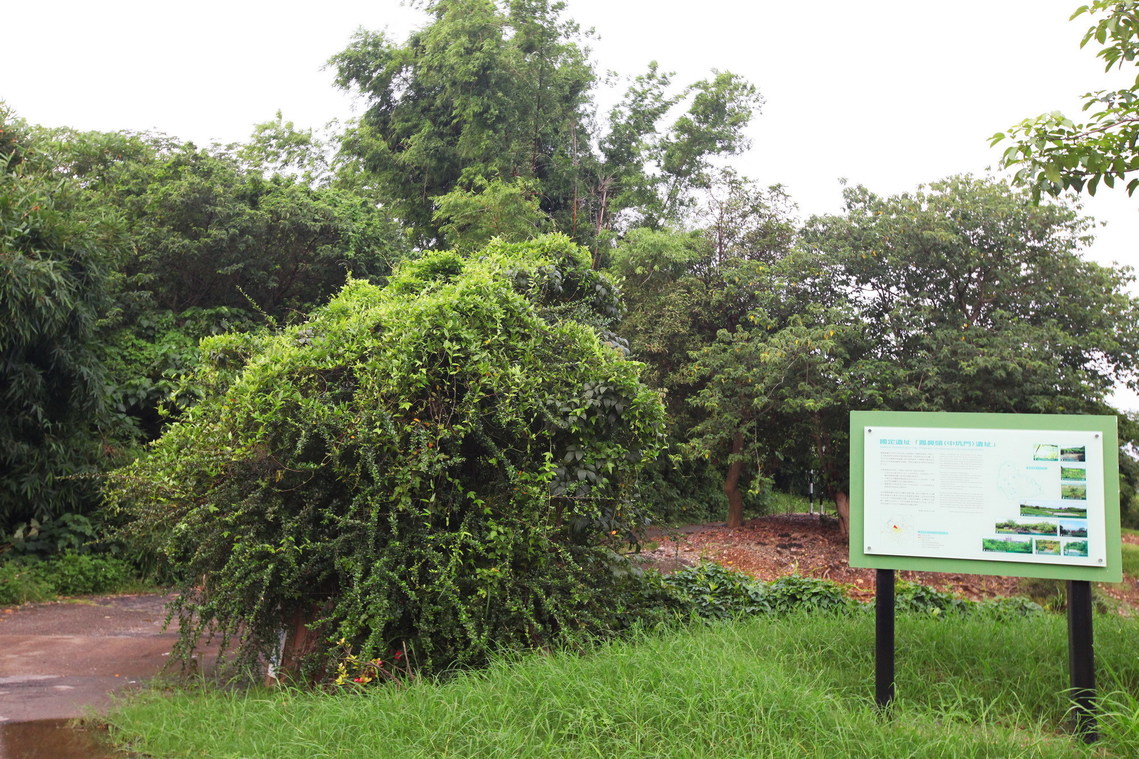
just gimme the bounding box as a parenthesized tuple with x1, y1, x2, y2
(107, 612, 1139, 759)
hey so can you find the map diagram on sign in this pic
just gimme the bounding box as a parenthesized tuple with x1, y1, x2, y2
(997, 462, 1044, 501)
(877, 516, 912, 547)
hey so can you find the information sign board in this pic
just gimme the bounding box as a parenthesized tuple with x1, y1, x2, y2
(850, 411, 1121, 582)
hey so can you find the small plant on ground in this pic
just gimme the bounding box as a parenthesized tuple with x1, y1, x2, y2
(664, 562, 1043, 621)
(895, 580, 972, 615)
(330, 639, 414, 688)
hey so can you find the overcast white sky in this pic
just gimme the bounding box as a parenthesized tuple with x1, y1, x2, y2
(4, 0, 1138, 404)
(3, 2, 1134, 247)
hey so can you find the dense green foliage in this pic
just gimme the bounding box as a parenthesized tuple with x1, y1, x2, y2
(106, 612, 1139, 758)
(107, 235, 667, 676)
(47, 133, 409, 320)
(0, 108, 123, 529)
(674, 176, 1139, 525)
(1, 112, 415, 539)
(5, 4, 1139, 727)
(43, 128, 411, 445)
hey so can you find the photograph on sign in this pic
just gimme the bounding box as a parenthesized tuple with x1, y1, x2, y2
(863, 426, 1106, 567)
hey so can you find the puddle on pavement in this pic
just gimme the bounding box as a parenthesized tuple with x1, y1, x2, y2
(0, 719, 125, 758)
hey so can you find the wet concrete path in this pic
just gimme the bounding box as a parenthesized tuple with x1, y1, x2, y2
(0, 594, 181, 725)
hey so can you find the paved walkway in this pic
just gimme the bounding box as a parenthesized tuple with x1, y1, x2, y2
(0, 594, 194, 723)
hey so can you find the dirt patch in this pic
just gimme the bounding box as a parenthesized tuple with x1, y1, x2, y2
(641, 514, 1139, 609)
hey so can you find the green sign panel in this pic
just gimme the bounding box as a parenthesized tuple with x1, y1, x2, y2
(849, 411, 1122, 582)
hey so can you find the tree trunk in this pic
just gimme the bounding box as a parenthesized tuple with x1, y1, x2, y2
(268, 589, 335, 685)
(279, 607, 322, 676)
(834, 491, 850, 539)
(724, 430, 746, 528)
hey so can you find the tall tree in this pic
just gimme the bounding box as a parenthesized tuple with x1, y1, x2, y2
(805, 176, 1139, 414)
(331, 0, 593, 245)
(330, 0, 761, 251)
(803, 175, 1138, 530)
(608, 174, 797, 523)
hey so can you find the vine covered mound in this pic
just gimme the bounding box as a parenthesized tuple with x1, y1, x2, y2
(108, 235, 668, 678)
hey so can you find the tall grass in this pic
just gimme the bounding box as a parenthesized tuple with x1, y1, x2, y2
(107, 613, 1139, 758)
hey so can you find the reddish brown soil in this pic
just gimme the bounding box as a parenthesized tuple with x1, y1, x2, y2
(641, 513, 1139, 611)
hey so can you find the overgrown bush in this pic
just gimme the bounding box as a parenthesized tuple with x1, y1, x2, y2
(107, 235, 667, 680)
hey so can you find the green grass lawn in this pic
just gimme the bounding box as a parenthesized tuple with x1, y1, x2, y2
(1121, 542, 1139, 581)
(105, 613, 1139, 758)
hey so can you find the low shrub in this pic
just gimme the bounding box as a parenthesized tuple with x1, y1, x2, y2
(663, 563, 855, 619)
(661, 562, 1042, 621)
(975, 595, 1045, 618)
(0, 561, 55, 605)
(894, 580, 972, 615)
(759, 574, 855, 614)
(895, 580, 1043, 618)
(661, 561, 768, 619)
(0, 553, 137, 605)
(44, 552, 134, 596)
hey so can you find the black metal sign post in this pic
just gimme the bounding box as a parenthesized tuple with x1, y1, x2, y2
(875, 568, 895, 711)
(876, 569, 1101, 741)
(1067, 580, 1098, 743)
